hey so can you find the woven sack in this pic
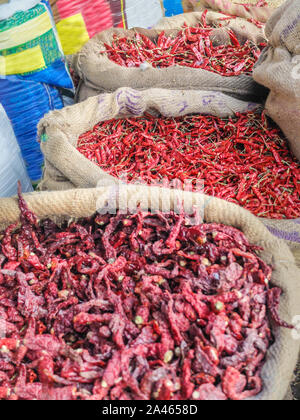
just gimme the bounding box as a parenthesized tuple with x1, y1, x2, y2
(0, 184, 299, 400)
(38, 87, 261, 190)
(180, 0, 276, 23)
(253, 0, 300, 162)
(74, 11, 267, 102)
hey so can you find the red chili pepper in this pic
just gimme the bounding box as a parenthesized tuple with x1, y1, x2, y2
(100, 18, 265, 77)
(0, 184, 292, 401)
(77, 112, 300, 220)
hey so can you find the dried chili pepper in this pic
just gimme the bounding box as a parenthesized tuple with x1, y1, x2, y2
(0, 191, 293, 400)
(77, 112, 300, 219)
(100, 15, 266, 77)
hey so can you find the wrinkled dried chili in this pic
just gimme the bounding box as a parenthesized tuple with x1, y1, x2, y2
(77, 112, 300, 219)
(0, 187, 293, 400)
(100, 17, 266, 76)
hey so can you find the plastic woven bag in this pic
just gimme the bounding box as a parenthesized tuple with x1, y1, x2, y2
(0, 0, 72, 85)
(0, 104, 33, 197)
(164, 0, 184, 16)
(50, 0, 164, 55)
(0, 77, 65, 182)
(0, 0, 73, 182)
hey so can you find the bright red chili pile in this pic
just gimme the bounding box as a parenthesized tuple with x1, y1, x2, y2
(0, 187, 292, 400)
(100, 14, 266, 76)
(77, 112, 300, 220)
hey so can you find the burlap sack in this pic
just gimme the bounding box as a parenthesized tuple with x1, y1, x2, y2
(41, 160, 76, 192)
(75, 80, 100, 103)
(262, 219, 300, 267)
(38, 87, 261, 191)
(253, 0, 300, 162)
(181, 0, 277, 23)
(234, 0, 285, 8)
(74, 11, 267, 102)
(0, 184, 299, 400)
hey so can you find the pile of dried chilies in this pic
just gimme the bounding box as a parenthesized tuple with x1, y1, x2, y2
(0, 187, 292, 400)
(77, 112, 300, 220)
(100, 14, 266, 76)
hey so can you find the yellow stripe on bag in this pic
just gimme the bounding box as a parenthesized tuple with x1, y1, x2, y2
(0, 46, 45, 75)
(0, 12, 52, 50)
(120, 0, 127, 29)
(56, 13, 89, 55)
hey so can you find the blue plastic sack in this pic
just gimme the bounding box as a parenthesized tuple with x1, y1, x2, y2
(163, 0, 184, 16)
(0, 103, 33, 197)
(0, 77, 64, 182)
(0, 0, 73, 183)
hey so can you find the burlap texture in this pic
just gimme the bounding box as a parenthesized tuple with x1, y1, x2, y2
(75, 80, 100, 103)
(39, 159, 76, 192)
(235, 0, 285, 5)
(253, 0, 300, 161)
(39, 170, 74, 193)
(181, 0, 277, 23)
(0, 184, 299, 401)
(263, 219, 300, 253)
(155, 8, 263, 36)
(74, 11, 267, 102)
(38, 87, 261, 190)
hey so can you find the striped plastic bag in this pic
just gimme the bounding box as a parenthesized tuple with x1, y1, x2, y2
(0, 0, 73, 182)
(50, 0, 164, 55)
(0, 0, 72, 85)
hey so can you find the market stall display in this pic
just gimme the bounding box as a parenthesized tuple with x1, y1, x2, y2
(0, 0, 73, 182)
(0, 184, 299, 400)
(0, 105, 33, 197)
(0, 0, 298, 402)
(74, 11, 267, 102)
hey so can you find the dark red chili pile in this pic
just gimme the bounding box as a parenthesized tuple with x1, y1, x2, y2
(77, 112, 300, 219)
(0, 186, 292, 400)
(100, 13, 266, 76)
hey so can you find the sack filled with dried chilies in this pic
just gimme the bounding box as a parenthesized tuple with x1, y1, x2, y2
(0, 184, 299, 400)
(253, 0, 300, 162)
(38, 87, 261, 192)
(180, 0, 277, 24)
(74, 10, 268, 103)
(38, 87, 300, 259)
(39, 85, 300, 206)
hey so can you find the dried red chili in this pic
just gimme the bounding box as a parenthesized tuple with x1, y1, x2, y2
(100, 16, 266, 77)
(0, 187, 293, 400)
(77, 112, 300, 219)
